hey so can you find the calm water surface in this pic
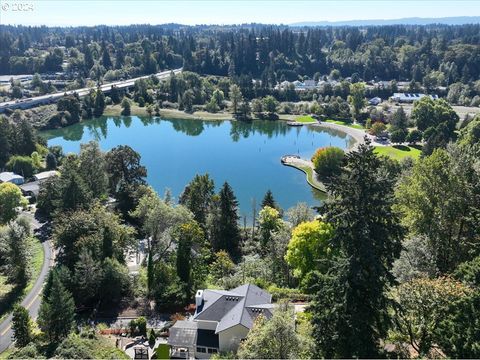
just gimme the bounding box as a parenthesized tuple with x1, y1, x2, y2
(41, 116, 354, 219)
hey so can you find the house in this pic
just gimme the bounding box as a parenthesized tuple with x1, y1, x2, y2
(303, 79, 317, 89)
(19, 181, 40, 199)
(33, 170, 58, 182)
(168, 284, 273, 359)
(0, 172, 25, 185)
(368, 97, 382, 106)
(391, 93, 439, 103)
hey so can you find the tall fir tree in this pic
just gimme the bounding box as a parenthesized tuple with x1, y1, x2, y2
(212, 182, 241, 260)
(38, 271, 75, 343)
(12, 305, 33, 348)
(261, 189, 277, 210)
(311, 139, 404, 358)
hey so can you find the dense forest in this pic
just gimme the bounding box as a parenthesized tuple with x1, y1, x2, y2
(1, 23, 479, 86)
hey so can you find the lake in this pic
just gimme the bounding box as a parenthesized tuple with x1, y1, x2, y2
(41, 116, 354, 220)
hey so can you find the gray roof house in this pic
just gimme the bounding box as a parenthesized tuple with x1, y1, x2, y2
(168, 284, 273, 359)
(33, 170, 58, 182)
(0, 172, 24, 185)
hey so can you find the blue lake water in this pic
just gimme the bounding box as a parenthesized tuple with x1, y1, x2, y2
(41, 116, 354, 219)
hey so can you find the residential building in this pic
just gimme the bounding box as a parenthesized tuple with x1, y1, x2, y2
(168, 284, 273, 359)
(368, 97, 382, 106)
(0, 172, 25, 185)
(33, 170, 58, 182)
(391, 93, 439, 103)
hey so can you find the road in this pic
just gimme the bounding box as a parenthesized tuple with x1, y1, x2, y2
(0, 216, 54, 354)
(0, 68, 182, 112)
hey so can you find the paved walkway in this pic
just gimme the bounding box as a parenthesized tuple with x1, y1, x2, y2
(311, 121, 380, 150)
(281, 155, 326, 192)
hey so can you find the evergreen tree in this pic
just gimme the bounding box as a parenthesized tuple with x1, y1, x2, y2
(0, 116, 11, 168)
(38, 271, 75, 343)
(45, 152, 57, 170)
(93, 89, 106, 117)
(261, 190, 277, 210)
(59, 170, 92, 211)
(390, 106, 408, 131)
(14, 118, 36, 156)
(213, 182, 241, 260)
(73, 249, 102, 306)
(311, 139, 404, 358)
(12, 305, 33, 348)
(78, 141, 108, 198)
(174, 221, 204, 296)
(179, 174, 214, 227)
(147, 249, 154, 296)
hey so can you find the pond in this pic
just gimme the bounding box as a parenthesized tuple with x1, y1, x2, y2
(41, 116, 355, 220)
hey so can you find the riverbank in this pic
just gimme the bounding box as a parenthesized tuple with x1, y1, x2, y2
(104, 104, 235, 121)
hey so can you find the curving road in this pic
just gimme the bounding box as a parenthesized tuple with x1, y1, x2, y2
(0, 218, 54, 354)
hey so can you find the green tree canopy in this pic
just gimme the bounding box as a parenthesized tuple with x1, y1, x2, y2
(312, 140, 404, 358)
(38, 271, 75, 343)
(285, 220, 334, 281)
(12, 305, 33, 348)
(0, 183, 28, 224)
(311, 147, 345, 180)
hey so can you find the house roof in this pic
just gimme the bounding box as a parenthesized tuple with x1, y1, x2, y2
(196, 329, 219, 348)
(168, 320, 197, 348)
(19, 181, 40, 197)
(0, 172, 24, 183)
(194, 284, 272, 334)
(34, 170, 58, 181)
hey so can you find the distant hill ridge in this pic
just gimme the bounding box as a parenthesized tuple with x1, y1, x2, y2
(291, 16, 480, 27)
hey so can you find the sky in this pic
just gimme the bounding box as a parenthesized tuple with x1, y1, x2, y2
(0, 0, 479, 27)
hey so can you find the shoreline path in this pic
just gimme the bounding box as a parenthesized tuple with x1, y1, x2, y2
(282, 121, 378, 192)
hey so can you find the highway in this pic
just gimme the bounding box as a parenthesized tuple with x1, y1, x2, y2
(0, 68, 182, 113)
(0, 216, 54, 354)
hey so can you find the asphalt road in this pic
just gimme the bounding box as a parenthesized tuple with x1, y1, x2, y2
(0, 217, 54, 354)
(0, 68, 182, 112)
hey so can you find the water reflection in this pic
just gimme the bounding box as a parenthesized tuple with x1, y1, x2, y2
(41, 116, 354, 214)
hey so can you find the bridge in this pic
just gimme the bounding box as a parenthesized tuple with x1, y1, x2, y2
(0, 68, 182, 113)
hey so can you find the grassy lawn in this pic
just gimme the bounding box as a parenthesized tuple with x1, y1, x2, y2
(374, 145, 422, 160)
(104, 104, 233, 121)
(325, 119, 365, 130)
(0, 238, 44, 323)
(0, 348, 13, 359)
(295, 115, 316, 123)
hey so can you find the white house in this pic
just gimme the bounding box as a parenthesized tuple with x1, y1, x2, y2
(0, 172, 25, 185)
(33, 170, 58, 182)
(391, 93, 439, 103)
(168, 284, 273, 359)
(368, 97, 382, 106)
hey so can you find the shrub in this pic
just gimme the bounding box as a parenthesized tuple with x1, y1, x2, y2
(311, 147, 345, 179)
(406, 129, 423, 144)
(6, 155, 36, 178)
(369, 121, 387, 136)
(267, 285, 311, 302)
(390, 129, 407, 144)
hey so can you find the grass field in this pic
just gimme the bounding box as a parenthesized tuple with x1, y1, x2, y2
(0, 238, 44, 322)
(295, 115, 316, 123)
(374, 145, 422, 160)
(325, 119, 365, 130)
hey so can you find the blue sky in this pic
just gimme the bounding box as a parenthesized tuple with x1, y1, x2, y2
(1, 0, 479, 26)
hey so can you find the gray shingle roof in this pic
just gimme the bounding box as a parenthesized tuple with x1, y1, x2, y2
(168, 320, 197, 347)
(194, 284, 272, 334)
